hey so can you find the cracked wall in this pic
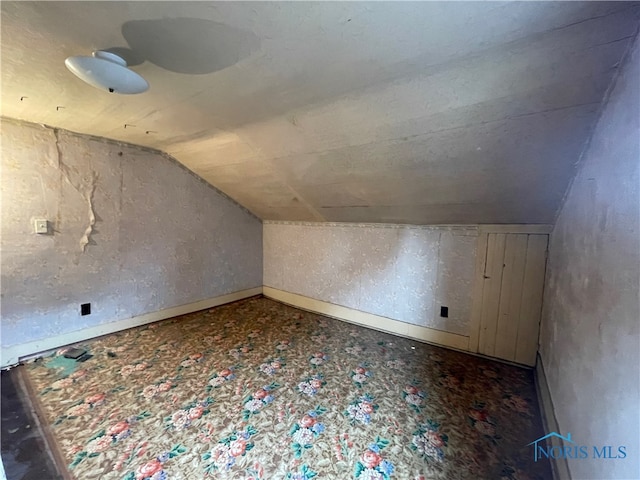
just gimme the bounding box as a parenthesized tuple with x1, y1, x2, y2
(52, 128, 98, 252)
(1, 119, 263, 351)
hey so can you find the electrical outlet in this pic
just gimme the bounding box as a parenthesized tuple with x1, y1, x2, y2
(34, 219, 48, 234)
(440, 306, 449, 318)
(81, 303, 91, 316)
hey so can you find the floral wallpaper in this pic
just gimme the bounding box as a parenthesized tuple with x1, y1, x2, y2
(25, 297, 551, 479)
(264, 222, 477, 336)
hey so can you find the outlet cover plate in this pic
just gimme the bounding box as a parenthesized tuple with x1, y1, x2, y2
(34, 219, 48, 234)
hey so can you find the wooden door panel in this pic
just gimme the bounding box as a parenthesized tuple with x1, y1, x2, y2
(478, 233, 506, 356)
(494, 234, 528, 361)
(475, 233, 548, 366)
(515, 234, 548, 365)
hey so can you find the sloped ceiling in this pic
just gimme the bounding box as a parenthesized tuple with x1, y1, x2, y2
(2, 2, 639, 224)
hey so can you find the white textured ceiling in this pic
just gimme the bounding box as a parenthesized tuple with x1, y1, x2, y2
(2, 2, 639, 224)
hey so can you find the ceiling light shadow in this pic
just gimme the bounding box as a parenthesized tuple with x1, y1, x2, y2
(103, 47, 145, 67)
(121, 17, 260, 75)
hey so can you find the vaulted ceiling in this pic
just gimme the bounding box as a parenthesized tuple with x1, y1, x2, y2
(2, 2, 638, 224)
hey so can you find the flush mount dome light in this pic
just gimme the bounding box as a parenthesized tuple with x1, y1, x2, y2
(64, 50, 149, 94)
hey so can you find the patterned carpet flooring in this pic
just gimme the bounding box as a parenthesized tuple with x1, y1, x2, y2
(24, 297, 551, 480)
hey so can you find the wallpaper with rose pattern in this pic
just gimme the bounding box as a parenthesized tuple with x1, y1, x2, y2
(25, 297, 551, 480)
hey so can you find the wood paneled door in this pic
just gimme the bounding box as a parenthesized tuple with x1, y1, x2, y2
(470, 232, 548, 366)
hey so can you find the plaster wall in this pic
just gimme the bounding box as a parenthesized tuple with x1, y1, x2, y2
(1, 119, 262, 352)
(538, 36, 640, 479)
(263, 222, 477, 336)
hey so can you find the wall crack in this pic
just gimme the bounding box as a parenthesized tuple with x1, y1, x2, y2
(79, 172, 98, 252)
(52, 128, 99, 252)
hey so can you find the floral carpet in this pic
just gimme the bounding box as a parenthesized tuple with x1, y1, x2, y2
(24, 297, 551, 480)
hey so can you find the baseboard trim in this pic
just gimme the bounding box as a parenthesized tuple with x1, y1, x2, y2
(263, 286, 470, 351)
(535, 354, 571, 480)
(478, 224, 553, 234)
(1, 287, 263, 368)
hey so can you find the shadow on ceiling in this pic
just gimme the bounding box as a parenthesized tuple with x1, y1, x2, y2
(107, 17, 260, 74)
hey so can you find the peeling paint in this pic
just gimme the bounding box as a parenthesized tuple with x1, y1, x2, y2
(79, 171, 97, 252)
(52, 128, 98, 252)
(1, 119, 262, 350)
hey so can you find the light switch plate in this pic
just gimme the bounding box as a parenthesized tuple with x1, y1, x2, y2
(34, 219, 48, 234)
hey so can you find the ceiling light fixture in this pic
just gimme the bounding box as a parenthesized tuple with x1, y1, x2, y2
(64, 50, 149, 94)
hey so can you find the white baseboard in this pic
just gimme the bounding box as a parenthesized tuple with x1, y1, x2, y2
(1, 287, 263, 368)
(478, 224, 553, 234)
(263, 286, 470, 351)
(535, 354, 571, 480)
